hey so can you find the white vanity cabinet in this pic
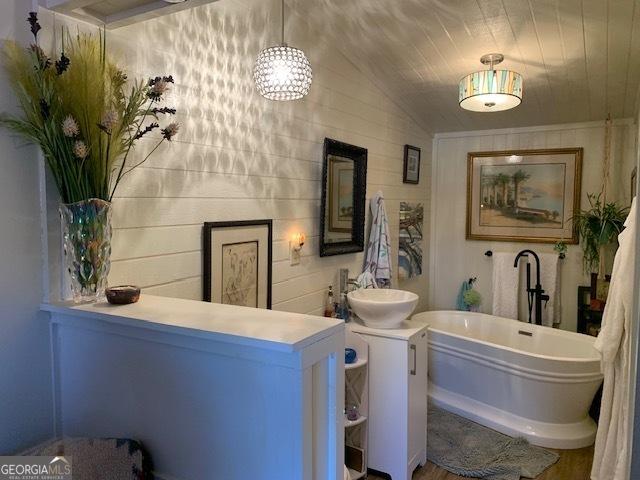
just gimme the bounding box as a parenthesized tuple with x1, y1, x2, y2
(348, 320, 428, 480)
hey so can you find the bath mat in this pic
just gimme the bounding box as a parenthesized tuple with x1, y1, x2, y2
(427, 405, 559, 480)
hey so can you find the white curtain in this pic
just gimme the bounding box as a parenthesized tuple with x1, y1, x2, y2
(591, 198, 637, 480)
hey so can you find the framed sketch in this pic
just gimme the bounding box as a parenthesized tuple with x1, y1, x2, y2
(403, 145, 421, 184)
(328, 155, 354, 232)
(467, 148, 582, 243)
(398, 202, 424, 280)
(203, 220, 272, 309)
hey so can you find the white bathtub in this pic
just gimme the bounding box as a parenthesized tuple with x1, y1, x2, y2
(412, 310, 603, 449)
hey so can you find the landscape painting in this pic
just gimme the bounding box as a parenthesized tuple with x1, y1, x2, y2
(467, 148, 582, 243)
(399, 202, 423, 280)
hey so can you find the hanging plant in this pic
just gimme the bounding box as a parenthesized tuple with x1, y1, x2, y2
(572, 193, 628, 274)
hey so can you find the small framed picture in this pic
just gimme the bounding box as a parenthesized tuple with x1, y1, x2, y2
(403, 145, 421, 184)
(203, 220, 272, 309)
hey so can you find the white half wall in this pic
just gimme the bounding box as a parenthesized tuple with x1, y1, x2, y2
(429, 120, 636, 332)
(39, 0, 433, 314)
(0, 0, 54, 454)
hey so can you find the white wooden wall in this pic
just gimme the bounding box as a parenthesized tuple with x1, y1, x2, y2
(40, 0, 432, 315)
(429, 120, 636, 333)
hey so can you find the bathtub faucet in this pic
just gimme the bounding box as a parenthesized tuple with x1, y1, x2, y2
(514, 250, 550, 325)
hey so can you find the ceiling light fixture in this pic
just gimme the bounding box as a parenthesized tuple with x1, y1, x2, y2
(253, 0, 312, 101)
(459, 53, 523, 112)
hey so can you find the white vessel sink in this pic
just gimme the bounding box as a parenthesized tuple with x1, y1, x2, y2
(347, 289, 419, 329)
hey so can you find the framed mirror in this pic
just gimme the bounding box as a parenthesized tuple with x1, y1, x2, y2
(320, 138, 367, 256)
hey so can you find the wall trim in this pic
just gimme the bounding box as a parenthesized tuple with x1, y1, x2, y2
(433, 118, 634, 141)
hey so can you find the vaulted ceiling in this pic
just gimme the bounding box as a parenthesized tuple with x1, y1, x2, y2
(294, 0, 640, 134)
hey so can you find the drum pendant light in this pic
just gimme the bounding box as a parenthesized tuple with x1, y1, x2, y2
(459, 53, 523, 112)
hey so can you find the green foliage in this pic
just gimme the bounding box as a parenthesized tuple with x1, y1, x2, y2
(0, 15, 178, 203)
(553, 240, 567, 257)
(463, 288, 482, 307)
(573, 193, 629, 274)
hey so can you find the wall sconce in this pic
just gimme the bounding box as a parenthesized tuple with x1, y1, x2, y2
(290, 233, 305, 265)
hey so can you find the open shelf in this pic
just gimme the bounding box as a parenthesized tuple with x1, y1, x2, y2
(348, 467, 366, 480)
(344, 415, 367, 428)
(345, 358, 368, 370)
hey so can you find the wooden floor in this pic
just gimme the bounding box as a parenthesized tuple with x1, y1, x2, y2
(367, 445, 594, 480)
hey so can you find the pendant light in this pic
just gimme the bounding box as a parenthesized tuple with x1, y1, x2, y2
(459, 53, 523, 112)
(253, 0, 312, 101)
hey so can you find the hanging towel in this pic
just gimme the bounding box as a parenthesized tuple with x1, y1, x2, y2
(492, 252, 519, 320)
(363, 191, 392, 288)
(456, 280, 471, 311)
(591, 198, 636, 480)
(355, 271, 378, 289)
(537, 253, 561, 327)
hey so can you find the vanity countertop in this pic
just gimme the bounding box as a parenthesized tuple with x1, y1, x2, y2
(42, 294, 343, 353)
(348, 317, 428, 340)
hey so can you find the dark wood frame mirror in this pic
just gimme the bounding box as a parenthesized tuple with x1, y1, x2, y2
(320, 138, 367, 257)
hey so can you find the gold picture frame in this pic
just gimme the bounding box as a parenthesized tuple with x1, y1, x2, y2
(466, 148, 582, 243)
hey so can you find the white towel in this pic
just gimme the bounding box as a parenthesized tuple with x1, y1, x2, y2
(363, 191, 392, 288)
(537, 253, 561, 327)
(492, 252, 519, 320)
(355, 271, 378, 289)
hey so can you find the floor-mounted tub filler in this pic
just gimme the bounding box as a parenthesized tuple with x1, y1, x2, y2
(413, 311, 603, 449)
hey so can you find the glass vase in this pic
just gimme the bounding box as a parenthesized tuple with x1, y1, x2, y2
(60, 198, 112, 303)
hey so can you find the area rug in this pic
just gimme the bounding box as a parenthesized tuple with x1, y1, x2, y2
(427, 404, 559, 480)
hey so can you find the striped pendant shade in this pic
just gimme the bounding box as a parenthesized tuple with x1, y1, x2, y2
(459, 56, 523, 112)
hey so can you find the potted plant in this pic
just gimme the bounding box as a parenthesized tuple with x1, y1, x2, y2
(1, 13, 179, 302)
(573, 193, 628, 304)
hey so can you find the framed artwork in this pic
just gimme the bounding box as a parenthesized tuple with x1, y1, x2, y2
(403, 145, 421, 184)
(328, 155, 354, 232)
(632, 166, 637, 199)
(203, 220, 272, 309)
(398, 202, 424, 280)
(466, 148, 582, 243)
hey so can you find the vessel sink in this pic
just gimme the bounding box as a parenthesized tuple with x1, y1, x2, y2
(347, 289, 419, 329)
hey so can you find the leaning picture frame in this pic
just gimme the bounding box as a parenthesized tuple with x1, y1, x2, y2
(203, 220, 273, 309)
(466, 148, 583, 243)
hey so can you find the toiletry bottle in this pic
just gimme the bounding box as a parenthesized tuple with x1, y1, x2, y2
(324, 286, 335, 317)
(339, 292, 350, 321)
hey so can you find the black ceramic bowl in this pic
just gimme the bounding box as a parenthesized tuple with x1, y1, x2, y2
(106, 285, 141, 305)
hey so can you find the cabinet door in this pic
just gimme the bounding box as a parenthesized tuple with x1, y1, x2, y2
(407, 329, 428, 466)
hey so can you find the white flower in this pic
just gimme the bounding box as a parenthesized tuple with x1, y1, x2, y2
(73, 140, 88, 159)
(62, 115, 79, 138)
(100, 109, 119, 133)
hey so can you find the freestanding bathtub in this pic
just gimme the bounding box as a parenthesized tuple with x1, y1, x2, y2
(412, 310, 603, 449)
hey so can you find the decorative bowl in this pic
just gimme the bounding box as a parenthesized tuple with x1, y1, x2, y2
(106, 285, 140, 305)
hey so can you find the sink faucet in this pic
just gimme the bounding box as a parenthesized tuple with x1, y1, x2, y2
(339, 268, 359, 295)
(514, 250, 550, 325)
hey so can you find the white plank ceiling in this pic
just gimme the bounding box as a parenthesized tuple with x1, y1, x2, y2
(291, 0, 640, 134)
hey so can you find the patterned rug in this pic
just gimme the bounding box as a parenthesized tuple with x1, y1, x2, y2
(427, 405, 559, 480)
(22, 437, 153, 480)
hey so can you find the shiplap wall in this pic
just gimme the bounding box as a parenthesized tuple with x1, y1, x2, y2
(429, 120, 636, 333)
(41, 0, 432, 315)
